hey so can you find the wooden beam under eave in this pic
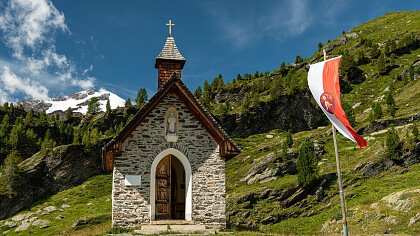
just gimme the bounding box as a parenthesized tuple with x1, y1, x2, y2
(104, 150, 114, 172)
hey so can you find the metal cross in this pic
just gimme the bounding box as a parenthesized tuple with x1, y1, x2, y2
(166, 20, 175, 35)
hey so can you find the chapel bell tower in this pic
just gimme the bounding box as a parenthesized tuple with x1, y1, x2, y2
(155, 20, 186, 89)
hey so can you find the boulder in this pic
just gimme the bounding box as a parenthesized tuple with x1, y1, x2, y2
(43, 206, 56, 214)
(361, 159, 394, 178)
(32, 219, 50, 228)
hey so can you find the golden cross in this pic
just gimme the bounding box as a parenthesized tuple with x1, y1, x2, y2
(166, 20, 175, 35)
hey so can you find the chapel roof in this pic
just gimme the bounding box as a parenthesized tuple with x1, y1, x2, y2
(102, 74, 240, 172)
(156, 35, 186, 61)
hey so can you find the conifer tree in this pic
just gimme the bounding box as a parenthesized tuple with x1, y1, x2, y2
(285, 131, 293, 148)
(106, 98, 111, 114)
(125, 98, 132, 107)
(377, 53, 387, 75)
(65, 107, 73, 120)
(385, 90, 396, 117)
(82, 129, 91, 146)
(136, 88, 147, 108)
(297, 139, 318, 188)
(194, 86, 203, 98)
(25, 110, 34, 126)
(317, 42, 323, 51)
(1, 151, 21, 196)
(386, 127, 401, 160)
(37, 111, 48, 126)
(295, 55, 303, 64)
(0, 114, 10, 137)
(87, 97, 101, 114)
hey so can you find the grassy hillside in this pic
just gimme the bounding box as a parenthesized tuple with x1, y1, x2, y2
(227, 125, 419, 235)
(0, 174, 114, 236)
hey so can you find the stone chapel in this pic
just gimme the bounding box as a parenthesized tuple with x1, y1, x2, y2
(102, 22, 240, 229)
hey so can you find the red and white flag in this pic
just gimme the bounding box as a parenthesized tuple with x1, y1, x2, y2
(308, 56, 368, 148)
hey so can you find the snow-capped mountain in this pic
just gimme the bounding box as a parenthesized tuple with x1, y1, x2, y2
(18, 89, 126, 115)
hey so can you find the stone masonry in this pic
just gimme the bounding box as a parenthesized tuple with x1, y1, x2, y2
(112, 92, 226, 228)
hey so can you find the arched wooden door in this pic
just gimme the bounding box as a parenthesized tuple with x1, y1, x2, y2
(155, 155, 186, 220)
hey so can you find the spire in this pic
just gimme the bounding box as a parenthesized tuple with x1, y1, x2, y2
(155, 20, 186, 89)
(155, 35, 186, 61)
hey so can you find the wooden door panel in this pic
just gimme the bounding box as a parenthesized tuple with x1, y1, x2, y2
(155, 155, 171, 220)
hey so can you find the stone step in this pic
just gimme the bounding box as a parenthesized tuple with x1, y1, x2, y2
(149, 220, 196, 225)
(135, 224, 215, 235)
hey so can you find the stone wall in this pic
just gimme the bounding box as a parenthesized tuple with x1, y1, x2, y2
(112, 92, 226, 228)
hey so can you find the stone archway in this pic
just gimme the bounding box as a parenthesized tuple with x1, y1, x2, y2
(150, 148, 192, 221)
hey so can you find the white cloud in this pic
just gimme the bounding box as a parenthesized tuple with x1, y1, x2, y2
(0, 0, 67, 59)
(0, 66, 49, 100)
(206, 0, 344, 48)
(0, 0, 95, 102)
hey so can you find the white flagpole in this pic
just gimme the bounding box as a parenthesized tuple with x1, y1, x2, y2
(323, 49, 348, 236)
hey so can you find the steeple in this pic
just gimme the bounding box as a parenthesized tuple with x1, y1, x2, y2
(155, 20, 186, 89)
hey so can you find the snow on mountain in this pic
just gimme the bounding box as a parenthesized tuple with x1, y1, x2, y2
(18, 89, 126, 115)
(45, 89, 126, 114)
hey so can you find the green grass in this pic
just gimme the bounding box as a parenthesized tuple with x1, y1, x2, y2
(0, 174, 112, 236)
(226, 120, 420, 235)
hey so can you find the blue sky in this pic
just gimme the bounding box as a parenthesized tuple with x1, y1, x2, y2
(0, 0, 418, 102)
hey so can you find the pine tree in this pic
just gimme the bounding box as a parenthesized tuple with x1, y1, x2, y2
(295, 55, 303, 64)
(369, 103, 383, 123)
(370, 43, 380, 58)
(36, 111, 48, 126)
(125, 98, 132, 107)
(377, 53, 387, 75)
(9, 123, 25, 152)
(87, 97, 101, 114)
(0, 114, 10, 137)
(135, 88, 148, 108)
(385, 90, 396, 117)
(25, 128, 38, 156)
(25, 110, 34, 126)
(82, 129, 91, 146)
(317, 42, 323, 51)
(90, 128, 100, 143)
(106, 98, 111, 114)
(297, 139, 318, 188)
(285, 131, 293, 148)
(194, 86, 203, 98)
(386, 127, 401, 160)
(1, 151, 22, 196)
(65, 107, 73, 120)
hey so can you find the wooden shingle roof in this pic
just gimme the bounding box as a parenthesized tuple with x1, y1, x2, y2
(102, 74, 240, 172)
(156, 35, 185, 61)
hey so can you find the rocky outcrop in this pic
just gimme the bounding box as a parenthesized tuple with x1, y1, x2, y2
(358, 114, 420, 134)
(216, 92, 327, 138)
(0, 140, 108, 220)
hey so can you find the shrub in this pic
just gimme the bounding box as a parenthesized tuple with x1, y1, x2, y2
(285, 131, 293, 148)
(297, 139, 318, 188)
